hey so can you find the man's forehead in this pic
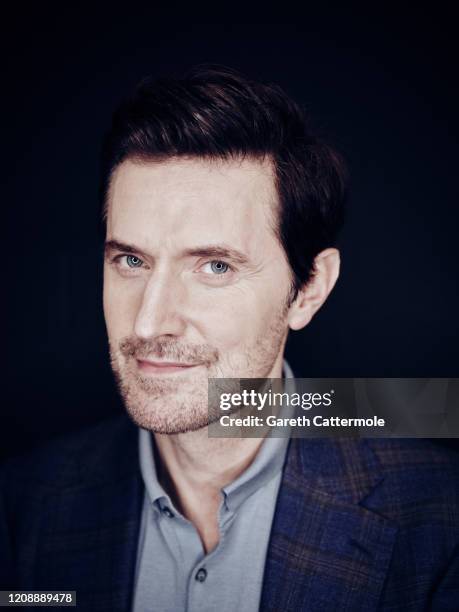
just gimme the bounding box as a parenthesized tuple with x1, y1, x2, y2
(108, 157, 276, 214)
(106, 156, 279, 251)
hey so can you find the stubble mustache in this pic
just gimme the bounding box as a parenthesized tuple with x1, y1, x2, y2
(118, 336, 219, 368)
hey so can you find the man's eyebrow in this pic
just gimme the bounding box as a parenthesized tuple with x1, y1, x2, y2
(182, 246, 250, 265)
(104, 240, 148, 257)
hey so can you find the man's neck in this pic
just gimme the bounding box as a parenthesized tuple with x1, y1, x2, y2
(154, 429, 265, 553)
(153, 358, 286, 553)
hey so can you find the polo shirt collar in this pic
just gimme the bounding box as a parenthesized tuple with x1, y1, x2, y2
(138, 360, 295, 516)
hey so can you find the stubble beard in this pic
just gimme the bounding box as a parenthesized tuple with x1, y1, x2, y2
(109, 307, 289, 434)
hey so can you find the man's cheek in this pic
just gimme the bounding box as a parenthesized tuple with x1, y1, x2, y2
(204, 322, 254, 369)
(104, 286, 137, 338)
(201, 300, 252, 341)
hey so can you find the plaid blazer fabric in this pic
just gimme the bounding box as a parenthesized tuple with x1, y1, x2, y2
(1, 414, 458, 611)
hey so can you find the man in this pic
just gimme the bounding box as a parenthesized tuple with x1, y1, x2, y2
(1, 67, 458, 611)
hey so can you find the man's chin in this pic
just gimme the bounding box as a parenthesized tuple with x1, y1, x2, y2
(121, 387, 214, 434)
(124, 403, 212, 434)
(112, 364, 220, 433)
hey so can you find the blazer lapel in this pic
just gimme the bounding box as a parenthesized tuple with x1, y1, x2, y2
(34, 416, 143, 611)
(260, 438, 398, 611)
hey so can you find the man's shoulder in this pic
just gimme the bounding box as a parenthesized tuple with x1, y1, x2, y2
(0, 414, 141, 590)
(366, 437, 459, 483)
(367, 436, 459, 464)
(359, 437, 459, 514)
(292, 436, 459, 511)
(0, 413, 138, 492)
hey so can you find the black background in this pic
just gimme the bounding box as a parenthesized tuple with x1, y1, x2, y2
(3, 9, 459, 460)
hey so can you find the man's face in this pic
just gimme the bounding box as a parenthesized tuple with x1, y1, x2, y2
(103, 157, 294, 433)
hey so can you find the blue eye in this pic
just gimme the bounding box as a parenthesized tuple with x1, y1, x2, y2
(126, 255, 143, 268)
(210, 261, 229, 274)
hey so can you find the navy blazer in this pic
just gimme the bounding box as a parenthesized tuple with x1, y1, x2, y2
(1, 414, 458, 611)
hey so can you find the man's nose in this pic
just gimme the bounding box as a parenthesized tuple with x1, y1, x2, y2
(133, 272, 187, 339)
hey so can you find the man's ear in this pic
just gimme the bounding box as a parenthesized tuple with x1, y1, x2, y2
(287, 248, 340, 331)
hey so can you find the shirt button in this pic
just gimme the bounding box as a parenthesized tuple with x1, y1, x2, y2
(195, 568, 207, 583)
(162, 506, 174, 518)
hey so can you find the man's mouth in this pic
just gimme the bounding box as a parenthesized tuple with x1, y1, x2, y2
(136, 359, 202, 375)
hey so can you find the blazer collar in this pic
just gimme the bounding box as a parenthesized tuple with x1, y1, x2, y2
(260, 437, 398, 611)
